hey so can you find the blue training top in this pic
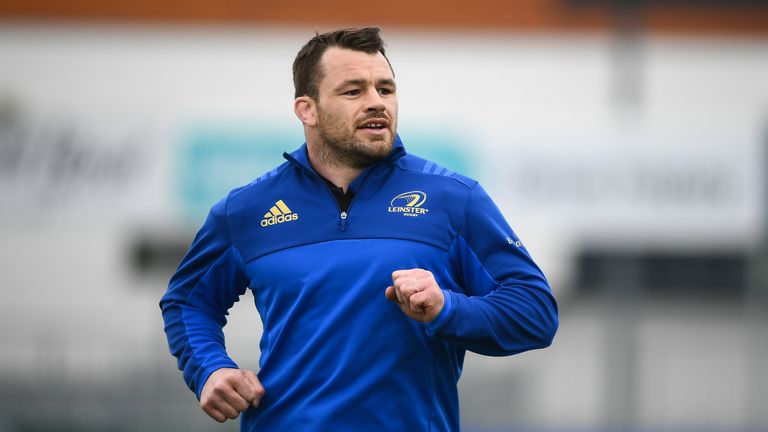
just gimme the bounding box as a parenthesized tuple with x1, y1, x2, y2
(160, 135, 559, 432)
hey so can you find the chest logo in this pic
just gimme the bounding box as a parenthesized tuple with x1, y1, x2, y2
(261, 199, 299, 227)
(388, 191, 429, 217)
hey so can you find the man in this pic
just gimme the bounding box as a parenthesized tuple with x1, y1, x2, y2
(160, 27, 558, 431)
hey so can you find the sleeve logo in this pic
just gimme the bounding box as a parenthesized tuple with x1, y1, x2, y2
(388, 191, 429, 217)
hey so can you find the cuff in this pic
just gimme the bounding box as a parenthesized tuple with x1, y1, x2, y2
(196, 361, 239, 400)
(425, 289, 454, 337)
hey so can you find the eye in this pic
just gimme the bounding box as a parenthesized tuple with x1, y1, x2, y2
(378, 87, 394, 96)
(343, 89, 360, 96)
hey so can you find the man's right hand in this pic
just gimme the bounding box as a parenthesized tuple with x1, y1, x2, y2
(199, 368, 265, 422)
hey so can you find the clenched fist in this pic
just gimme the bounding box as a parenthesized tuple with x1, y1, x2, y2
(200, 368, 265, 422)
(385, 268, 445, 323)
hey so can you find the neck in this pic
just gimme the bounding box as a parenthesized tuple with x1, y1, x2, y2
(306, 140, 363, 192)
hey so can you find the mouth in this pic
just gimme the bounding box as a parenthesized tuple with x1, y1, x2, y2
(357, 118, 390, 133)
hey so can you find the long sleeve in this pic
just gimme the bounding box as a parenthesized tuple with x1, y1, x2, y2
(159, 196, 250, 399)
(425, 183, 558, 356)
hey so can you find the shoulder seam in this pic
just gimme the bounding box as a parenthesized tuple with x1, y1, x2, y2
(395, 162, 475, 190)
(455, 182, 479, 244)
(223, 192, 247, 274)
(236, 160, 294, 191)
(224, 192, 234, 245)
(453, 233, 504, 291)
(228, 160, 295, 203)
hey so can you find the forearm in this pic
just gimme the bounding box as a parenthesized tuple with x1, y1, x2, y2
(434, 182, 559, 356)
(425, 284, 558, 356)
(160, 196, 249, 398)
(161, 299, 239, 398)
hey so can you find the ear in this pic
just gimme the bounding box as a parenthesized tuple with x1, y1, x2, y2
(294, 96, 317, 127)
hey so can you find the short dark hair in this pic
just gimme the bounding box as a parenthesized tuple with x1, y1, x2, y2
(292, 27, 392, 100)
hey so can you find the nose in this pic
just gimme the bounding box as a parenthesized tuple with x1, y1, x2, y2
(363, 88, 385, 113)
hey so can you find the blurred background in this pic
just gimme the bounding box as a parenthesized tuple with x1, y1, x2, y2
(1, 1, 767, 431)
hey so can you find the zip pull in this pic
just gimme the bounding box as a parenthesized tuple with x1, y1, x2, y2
(339, 211, 348, 231)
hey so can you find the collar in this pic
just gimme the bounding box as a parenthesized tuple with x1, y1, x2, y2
(283, 134, 407, 175)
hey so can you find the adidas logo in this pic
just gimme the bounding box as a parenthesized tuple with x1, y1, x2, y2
(260, 199, 299, 227)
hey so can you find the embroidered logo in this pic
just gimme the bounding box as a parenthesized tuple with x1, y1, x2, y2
(388, 191, 429, 217)
(260, 199, 299, 227)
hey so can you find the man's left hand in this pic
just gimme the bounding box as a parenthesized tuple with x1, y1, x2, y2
(385, 269, 445, 323)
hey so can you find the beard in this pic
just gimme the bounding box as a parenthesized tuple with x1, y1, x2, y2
(316, 106, 395, 169)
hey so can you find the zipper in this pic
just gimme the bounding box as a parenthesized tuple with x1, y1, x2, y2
(298, 171, 353, 232)
(339, 211, 348, 231)
(284, 145, 401, 231)
(336, 163, 383, 230)
(325, 167, 379, 232)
